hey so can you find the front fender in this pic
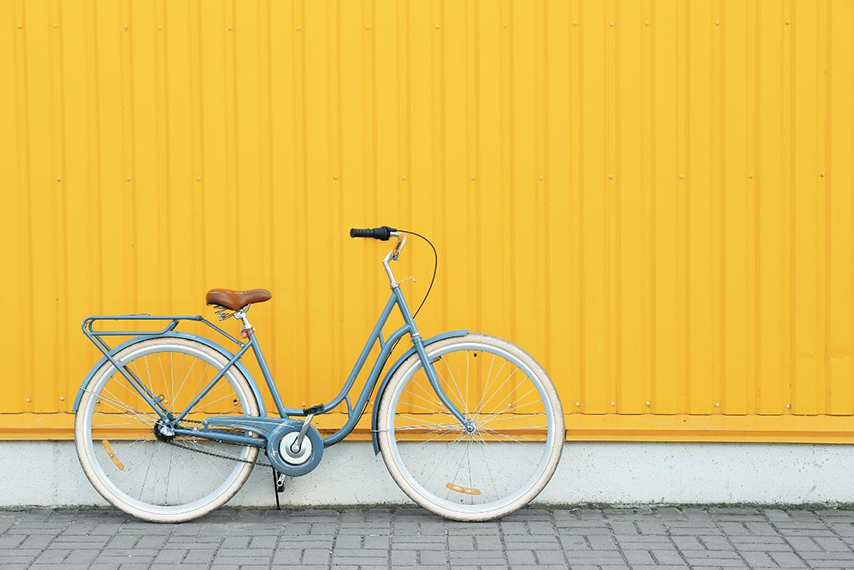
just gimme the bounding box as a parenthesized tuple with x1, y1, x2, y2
(72, 332, 267, 416)
(371, 330, 467, 454)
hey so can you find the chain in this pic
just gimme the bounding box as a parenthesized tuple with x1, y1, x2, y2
(162, 419, 274, 468)
(164, 439, 274, 467)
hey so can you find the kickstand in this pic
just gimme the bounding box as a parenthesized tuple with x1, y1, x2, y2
(272, 469, 286, 510)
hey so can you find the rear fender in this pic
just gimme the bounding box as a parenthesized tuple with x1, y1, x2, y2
(371, 330, 468, 454)
(72, 332, 267, 416)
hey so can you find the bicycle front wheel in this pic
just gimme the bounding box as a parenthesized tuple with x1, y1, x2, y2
(377, 334, 564, 521)
(74, 337, 260, 522)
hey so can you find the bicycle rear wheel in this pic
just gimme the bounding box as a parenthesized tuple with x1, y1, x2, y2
(377, 334, 564, 521)
(74, 337, 260, 522)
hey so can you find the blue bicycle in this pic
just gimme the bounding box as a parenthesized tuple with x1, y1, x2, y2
(74, 227, 564, 522)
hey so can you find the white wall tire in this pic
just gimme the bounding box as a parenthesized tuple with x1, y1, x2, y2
(377, 334, 564, 521)
(74, 337, 259, 523)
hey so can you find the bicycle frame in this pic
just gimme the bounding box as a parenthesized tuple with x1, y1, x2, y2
(79, 285, 470, 450)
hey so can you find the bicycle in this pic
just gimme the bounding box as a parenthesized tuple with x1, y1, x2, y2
(74, 227, 564, 522)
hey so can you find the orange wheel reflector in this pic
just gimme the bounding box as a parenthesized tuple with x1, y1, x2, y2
(102, 440, 125, 471)
(445, 482, 481, 496)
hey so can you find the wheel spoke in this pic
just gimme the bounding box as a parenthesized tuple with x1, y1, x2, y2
(445, 439, 473, 499)
(433, 364, 467, 414)
(88, 389, 157, 426)
(420, 430, 469, 487)
(473, 356, 506, 415)
(397, 413, 461, 431)
(402, 385, 446, 412)
(478, 426, 537, 447)
(172, 357, 199, 408)
(475, 432, 500, 500)
(396, 398, 451, 416)
(480, 384, 540, 419)
(474, 368, 519, 415)
(373, 425, 459, 433)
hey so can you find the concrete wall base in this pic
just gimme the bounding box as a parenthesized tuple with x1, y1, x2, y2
(3, 441, 852, 507)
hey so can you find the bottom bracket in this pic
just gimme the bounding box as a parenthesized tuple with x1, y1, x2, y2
(266, 422, 323, 476)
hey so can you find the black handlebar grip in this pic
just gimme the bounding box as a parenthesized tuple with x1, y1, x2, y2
(349, 226, 397, 240)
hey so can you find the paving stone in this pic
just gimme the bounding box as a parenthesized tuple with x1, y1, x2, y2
(18, 535, 54, 549)
(739, 551, 776, 567)
(768, 551, 808, 568)
(33, 549, 69, 563)
(701, 536, 736, 550)
(420, 549, 449, 565)
(623, 549, 656, 565)
(448, 549, 506, 563)
(653, 548, 688, 565)
(390, 549, 417, 565)
(65, 549, 100, 564)
(271, 548, 302, 564)
(507, 549, 536, 564)
(474, 536, 503, 550)
(815, 536, 851, 552)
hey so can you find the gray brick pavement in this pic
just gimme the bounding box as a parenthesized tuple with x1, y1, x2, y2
(1, 507, 853, 569)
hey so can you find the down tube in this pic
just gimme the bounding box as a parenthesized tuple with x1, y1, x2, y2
(322, 307, 411, 446)
(322, 294, 400, 413)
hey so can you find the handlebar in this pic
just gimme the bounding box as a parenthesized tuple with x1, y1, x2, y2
(349, 226, 397, 240)
(350, 226, 410, 285)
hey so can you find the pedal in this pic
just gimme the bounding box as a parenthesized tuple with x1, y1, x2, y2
(302, 403, 324, 415)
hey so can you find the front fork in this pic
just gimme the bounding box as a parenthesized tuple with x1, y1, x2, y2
(392, 287, 475, 434)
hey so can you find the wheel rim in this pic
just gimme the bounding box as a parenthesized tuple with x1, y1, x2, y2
(384, 342, 556, 515)
(79, 343, 256, 517)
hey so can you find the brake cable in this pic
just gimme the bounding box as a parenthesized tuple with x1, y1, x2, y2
(395, 229, 438, 320)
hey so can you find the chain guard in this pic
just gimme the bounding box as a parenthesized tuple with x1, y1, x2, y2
(181, 415, 324, 476)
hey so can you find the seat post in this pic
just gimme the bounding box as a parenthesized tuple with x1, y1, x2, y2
(233, 307, 254, 338)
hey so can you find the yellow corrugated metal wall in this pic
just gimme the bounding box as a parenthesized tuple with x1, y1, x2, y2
(1, 0, 853, 441)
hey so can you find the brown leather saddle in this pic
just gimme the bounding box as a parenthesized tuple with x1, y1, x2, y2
(205, 288, 272, 311)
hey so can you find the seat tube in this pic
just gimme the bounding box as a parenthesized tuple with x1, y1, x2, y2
(248, 334, 288, 418)
(392, 287, 470, 428)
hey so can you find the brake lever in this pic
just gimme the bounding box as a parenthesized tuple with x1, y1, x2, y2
(390, 233, 407, 260)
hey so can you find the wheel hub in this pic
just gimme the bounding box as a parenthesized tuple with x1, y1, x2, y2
(461, 417, 478, 434)
(153, 420, 176, 442)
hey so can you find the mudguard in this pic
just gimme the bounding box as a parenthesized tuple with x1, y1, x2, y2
(371, 329, 468, 454)
(72, 332, 267, 416)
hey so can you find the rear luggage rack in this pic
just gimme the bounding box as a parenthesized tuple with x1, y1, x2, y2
(82, 314, 244, 360)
